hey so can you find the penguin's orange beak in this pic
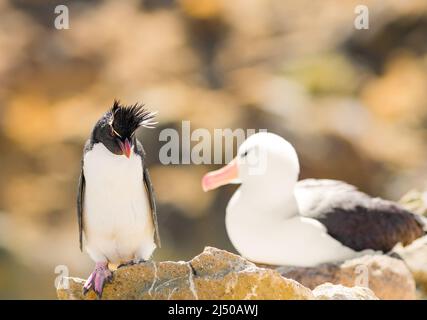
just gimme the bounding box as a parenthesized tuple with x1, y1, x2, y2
(202, 158, 239, 192)
(119, 138, 132, 158)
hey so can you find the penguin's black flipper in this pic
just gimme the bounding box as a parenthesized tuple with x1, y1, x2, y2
(135, 139, 161, 248)
(77, 165, 85, 251)
(77, 140, 92, 251)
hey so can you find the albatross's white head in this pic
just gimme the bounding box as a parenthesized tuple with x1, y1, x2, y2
(202, 132, 360, 266)
(202, 132, 300, 204)
(202, 132, 302, 265)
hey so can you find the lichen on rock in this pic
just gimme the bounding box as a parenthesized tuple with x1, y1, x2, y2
(313, 283, 378, 300)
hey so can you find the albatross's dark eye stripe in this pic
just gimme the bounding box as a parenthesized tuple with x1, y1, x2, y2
(241, 150, 249, 158)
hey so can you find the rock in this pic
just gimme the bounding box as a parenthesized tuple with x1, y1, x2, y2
(394, 235, 427, 295)
(57, 247, 314, 300)
(399, 189, 427, 216)
(399, 190, 427, 296)
(313, 283, 378, 300)
(270, 254, 416, 300)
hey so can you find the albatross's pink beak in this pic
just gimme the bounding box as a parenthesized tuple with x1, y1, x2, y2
(202, 158, 239, 192)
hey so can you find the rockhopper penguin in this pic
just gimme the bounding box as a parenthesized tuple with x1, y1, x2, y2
(77, 100, 160, 297)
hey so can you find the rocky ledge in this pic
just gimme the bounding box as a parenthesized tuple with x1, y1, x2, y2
(57, 247, 313, 300)
(57, 247, 413, 300)
(270, 254, 416, 300)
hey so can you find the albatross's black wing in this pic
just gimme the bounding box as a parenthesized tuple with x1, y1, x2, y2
(134, 139, 161, 247)
(295, 179, 425, 252)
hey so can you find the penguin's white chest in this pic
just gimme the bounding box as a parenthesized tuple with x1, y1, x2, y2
(83, 143, 155, 264)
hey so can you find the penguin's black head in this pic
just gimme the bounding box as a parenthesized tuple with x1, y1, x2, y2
(92, 100, 157, 157)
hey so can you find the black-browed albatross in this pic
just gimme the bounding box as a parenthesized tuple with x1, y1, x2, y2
(202, 132, 426, 266)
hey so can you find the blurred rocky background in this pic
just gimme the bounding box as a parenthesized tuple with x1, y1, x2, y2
(1, 0, 427, 298)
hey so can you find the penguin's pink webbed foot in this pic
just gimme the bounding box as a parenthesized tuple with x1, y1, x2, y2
(83, 262, 113, 298)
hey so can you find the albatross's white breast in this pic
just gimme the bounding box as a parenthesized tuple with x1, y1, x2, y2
(83, 143, 155, 264)
(225, 188, 362, 267)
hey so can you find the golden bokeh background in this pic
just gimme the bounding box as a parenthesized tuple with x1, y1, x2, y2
(1, 0, 427, 298)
